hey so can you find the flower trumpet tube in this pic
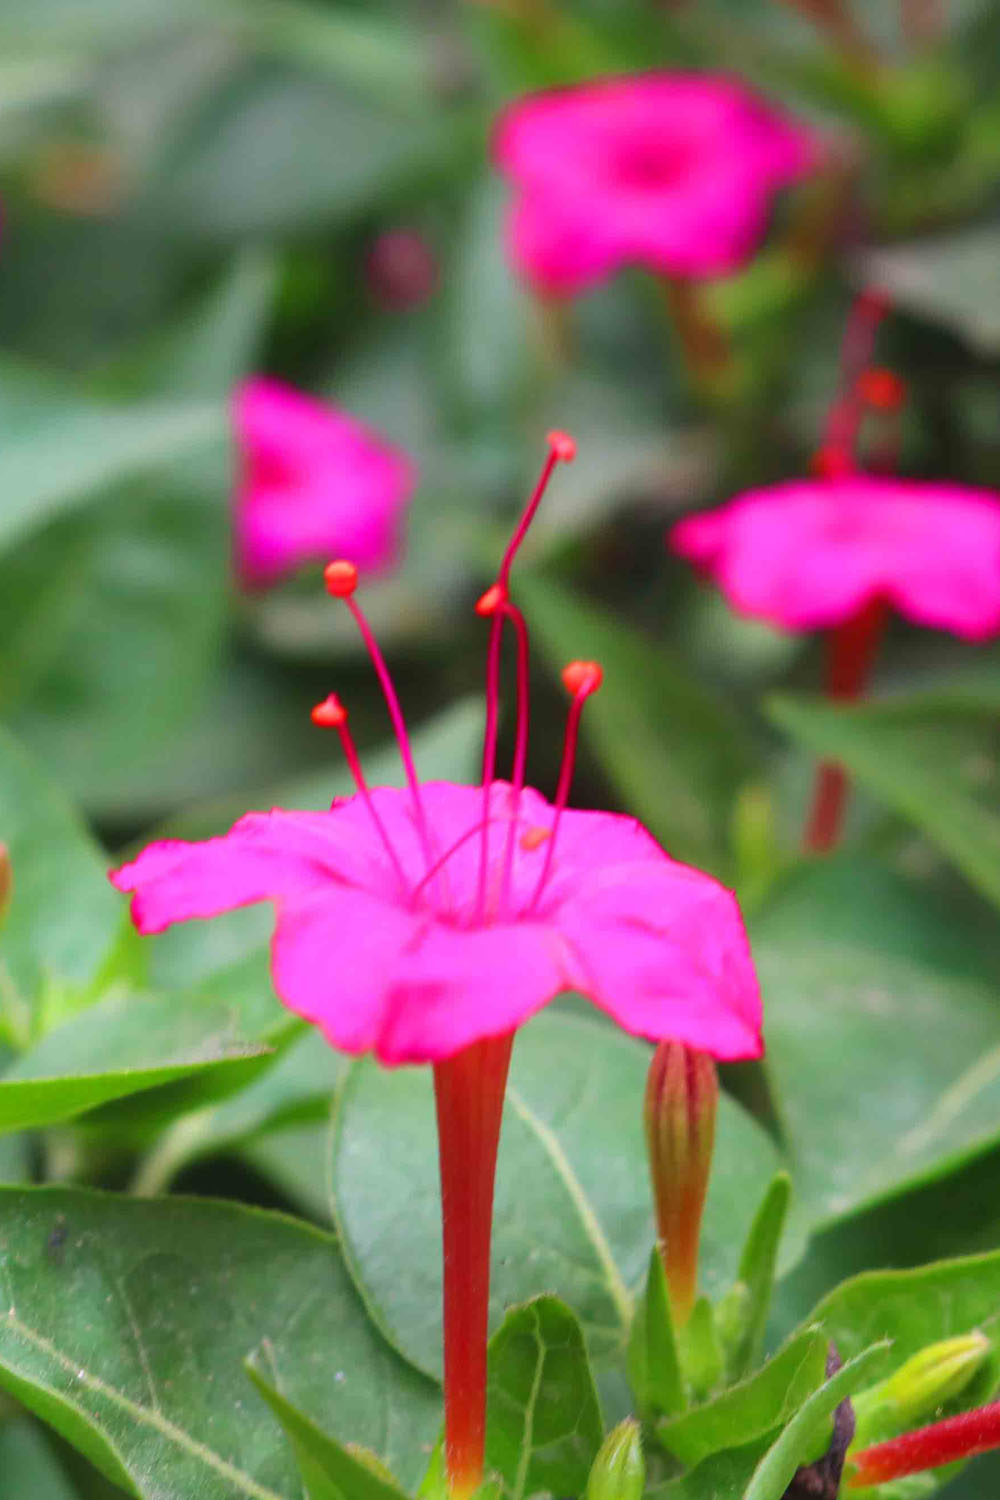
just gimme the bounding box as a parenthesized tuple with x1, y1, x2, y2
(111, 433, 763, 1497)
(644, 1042, 718, 1325)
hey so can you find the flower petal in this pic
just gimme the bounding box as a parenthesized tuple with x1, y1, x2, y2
(374, 921, 572, 1064)
(270, 886, 421, 1055)
(557, 864, 763, 1060)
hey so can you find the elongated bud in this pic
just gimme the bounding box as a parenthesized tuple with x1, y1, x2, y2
(0, 844, 10, 927)
(852, 1331, 990, 1449)
(586, 1420, 644, 1500)
(644, 1042, 718, 1326)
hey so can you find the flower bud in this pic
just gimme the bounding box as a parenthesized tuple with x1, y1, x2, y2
(852, 1331, 990, 1449)
(586, 1420, 644, 1500)
(0, 843, 10, 927)
(644, 1041, 718, 1325)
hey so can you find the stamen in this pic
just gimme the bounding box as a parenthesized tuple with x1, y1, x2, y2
(475, 433, 576, 918)
(497, 601, 531, 915)
(520, 827, 550, 852)
(310, 693, 409, 892)
(324, 559, 438, 880)
(822, 289, 891, 469)
(527, 660, 603, 913)
(856, 366, 906, 411)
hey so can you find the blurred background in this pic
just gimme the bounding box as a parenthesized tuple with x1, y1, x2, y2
(1, 0, 998, 853)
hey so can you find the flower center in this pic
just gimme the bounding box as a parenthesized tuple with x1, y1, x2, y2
(612, 138, 692, 192)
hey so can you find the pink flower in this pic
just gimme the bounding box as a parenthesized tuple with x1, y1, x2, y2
(232, 376, 415, 589)
(114, 438, 761, 1069)
(671, 476, 1000, 642)
(493, 73, 820, 295)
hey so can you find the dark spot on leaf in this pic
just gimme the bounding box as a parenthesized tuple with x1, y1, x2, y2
(46, 1215, 68, 1266)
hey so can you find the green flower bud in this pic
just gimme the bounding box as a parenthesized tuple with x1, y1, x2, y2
(852, 1331, 990, 1448)
(586, 1420, 645, 1500)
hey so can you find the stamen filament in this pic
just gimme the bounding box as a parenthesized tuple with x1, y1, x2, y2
(498, 601, 531, 916)
(527, 661, 602, 913)
(823, 290, 890, 467)
(324, 561, 438, 882)
(311, 695, 410, 893)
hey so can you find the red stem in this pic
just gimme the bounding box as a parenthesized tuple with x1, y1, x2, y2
(803, 597, 887, 853)
(850, 1401, 1000, 1488)
(433, 1032, 515, 1499)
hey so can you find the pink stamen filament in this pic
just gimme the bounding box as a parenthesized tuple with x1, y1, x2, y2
(498, 602, 531, 917)
(477, 434, 574, 917)
(527, 669, 601, 913)
(409, 814, 506, 909)
(823, 292, 889, 465)
(342, 592, 438, 879)
(331, 717, 411, 894)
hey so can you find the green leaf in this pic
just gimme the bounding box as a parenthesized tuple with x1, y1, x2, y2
(0, 359, 219, 555)
(246, 1365, 410, 1500)
(0, 1417, 80, 1498)
(807, 1249, 1000, 1384)
(0, 1185, 439, 1497)
(518, 575, 754, 875)
(855, 223, 1000, 355)
(723, 1173, 792, 1381)
(657, 1328, 828, 1470)
(485, 1296, 603, 1500)
(0, 725, 122, 1005)
(676, 1298, 723, 1405)
(742, 1343, 889, 1500)
(754, 857, 1000, 1225)
(315, 1009, 786, 1378)
(768, 691, 1000, 912)
(0, 989, 274, 1135)
(628, 1248, 683, 1419)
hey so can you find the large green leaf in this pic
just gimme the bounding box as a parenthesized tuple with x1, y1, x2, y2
(0, 359, 219, 556)
(0, 725, 122, 1004)
(0, 1186, 439, 1497)
(485, 1297, 603, 1500)
(518, 575, 754, 875)
(754, 857, 1000, 1226)
(269, 1009, 787, 1380)
(0, 988, 275, 1136)
(768, 690, 1000, 911)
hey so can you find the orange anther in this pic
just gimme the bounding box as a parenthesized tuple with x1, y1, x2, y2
(810, 445, 853, 479)
(857, 367, 907, 411)
(311, 693, 348, 728)
(547, 430, 576, 463)
(324, 560, 359, 598)
(475, 583, 507, 617)
(561, 659, 604, 696)
(520, 826, 551, 853)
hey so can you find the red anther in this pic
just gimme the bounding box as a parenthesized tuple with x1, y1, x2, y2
(324, 560, 359, 598)
(475, 583, 507, 618)
(547, 430, 576, 463)
(810, 444, 854, 479)
(520, 826, 551, 853)
(561, 659, 604, 696)
(857, 366, 907, 411)
(311, 693, 348, 728)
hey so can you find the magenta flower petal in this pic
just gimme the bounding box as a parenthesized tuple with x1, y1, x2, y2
(493, 73, 822, 294)
(110, 784, 762, 1065)
(270, 886, 420, 1055)
(232, 376, 415, 589)
(672, 477, 1000, 639)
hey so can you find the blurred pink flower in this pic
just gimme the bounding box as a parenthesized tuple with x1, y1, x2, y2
(671, 476, 1000, 641)
(232, 376, 415, 589)
(365, 228, 438, 310)
(493, 73, 820, 295)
